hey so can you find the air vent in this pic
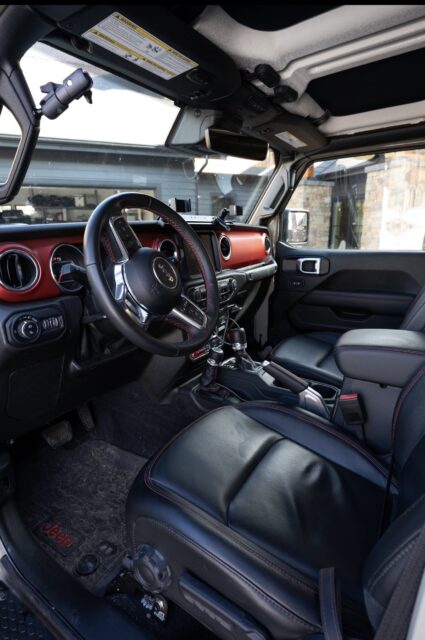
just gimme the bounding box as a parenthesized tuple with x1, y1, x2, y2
(159, 239, 178, 260)
(264, 235, 271, 254)
(219, 235, 232, 261)
(0, 250, 39, 291)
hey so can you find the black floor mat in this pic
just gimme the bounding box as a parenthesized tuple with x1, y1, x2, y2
(0, 582, 54, 640)
(17, 439, 146, 595)
(90, 379, 204, 459)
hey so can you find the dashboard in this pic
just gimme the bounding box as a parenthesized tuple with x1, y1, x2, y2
(0, 223, 273, 303)
(0, 220, 276, 442)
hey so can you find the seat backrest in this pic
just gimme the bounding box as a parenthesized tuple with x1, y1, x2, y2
(401, 284, 425, 330)
(363, 365, 425, 628)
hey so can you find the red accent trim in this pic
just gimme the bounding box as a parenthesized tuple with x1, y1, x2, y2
(0, 227, 270, 302)
(340, 394, 359, 400)
(216, 230, 269, 269)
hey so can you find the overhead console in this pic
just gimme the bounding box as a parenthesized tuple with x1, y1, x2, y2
(35, 5, 327, 156)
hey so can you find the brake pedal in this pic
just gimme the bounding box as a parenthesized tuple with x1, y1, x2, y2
(77, 404, 96, 432)
(42, 420, 73, 449)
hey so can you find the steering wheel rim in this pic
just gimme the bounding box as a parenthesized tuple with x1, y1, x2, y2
(84, 192, 219, 357)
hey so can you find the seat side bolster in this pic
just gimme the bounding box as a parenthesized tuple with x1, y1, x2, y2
(363, 494, 425, 629)
(239, 403, 395, 492)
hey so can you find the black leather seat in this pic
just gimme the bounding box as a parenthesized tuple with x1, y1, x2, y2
(271, 284, 425, 386)
(127, 367, 425, 639)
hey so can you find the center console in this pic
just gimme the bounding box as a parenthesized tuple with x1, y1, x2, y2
(190, 326, 338, 421)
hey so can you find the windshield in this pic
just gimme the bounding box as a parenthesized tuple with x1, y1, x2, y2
(0, 43, 276, 225)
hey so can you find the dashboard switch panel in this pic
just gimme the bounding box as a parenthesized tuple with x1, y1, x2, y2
(6, 306, 66, 346)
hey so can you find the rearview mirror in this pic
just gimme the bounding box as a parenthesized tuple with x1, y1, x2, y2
(282, 208, 309, 245)
(205, 128, 268, 161)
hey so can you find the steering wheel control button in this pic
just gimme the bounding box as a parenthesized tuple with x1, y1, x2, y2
(153, 256, 178, 289)
(76, 554, 99, 576)
(110, 216, 140, 257)
(175, 297, 206, 327)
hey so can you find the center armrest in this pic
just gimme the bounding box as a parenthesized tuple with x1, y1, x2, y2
(334, 329, 425, 387)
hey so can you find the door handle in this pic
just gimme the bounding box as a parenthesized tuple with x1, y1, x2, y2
(297, 257, 322, 275)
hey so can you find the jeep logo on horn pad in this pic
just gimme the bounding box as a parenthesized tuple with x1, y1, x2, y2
(152, 256, 178, 289)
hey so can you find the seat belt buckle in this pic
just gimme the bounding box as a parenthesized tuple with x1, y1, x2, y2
(338, 393, 365, 425)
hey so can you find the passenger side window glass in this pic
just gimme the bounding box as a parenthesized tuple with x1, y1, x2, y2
(285, 151, 425, 250)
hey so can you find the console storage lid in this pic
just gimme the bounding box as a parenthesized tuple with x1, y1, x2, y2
(334, 329, 425, 387)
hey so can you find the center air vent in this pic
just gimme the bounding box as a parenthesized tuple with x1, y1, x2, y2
(159, 239, 178, 260)
(0, 249, 39, 291)
(219, 235, 232, 261)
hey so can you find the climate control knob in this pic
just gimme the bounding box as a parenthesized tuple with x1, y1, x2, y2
(15, 316, 41, 341)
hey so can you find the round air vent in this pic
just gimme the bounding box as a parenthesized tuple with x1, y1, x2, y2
(264, 235, 271, 254)
(219, 235, 231, 261)
(0, 249, 39, 291)
(159, 238, 178, 260)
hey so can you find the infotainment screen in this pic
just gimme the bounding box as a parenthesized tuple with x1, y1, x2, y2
(185, 233, 218, 276)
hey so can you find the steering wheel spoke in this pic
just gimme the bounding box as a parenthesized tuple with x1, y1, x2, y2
(112, 264, 151, 327)
(166, 294, 207, 334)
(108, 215, 141, 262)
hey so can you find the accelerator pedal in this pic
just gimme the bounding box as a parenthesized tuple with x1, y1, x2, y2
(42, 420, 73, 449)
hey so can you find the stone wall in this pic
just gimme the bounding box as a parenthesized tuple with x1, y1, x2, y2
(288, 179, 333, 248)
(288, 151, 425, 250)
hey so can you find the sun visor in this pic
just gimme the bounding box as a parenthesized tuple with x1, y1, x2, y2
(246, 111, 327, 154)
(41, 5, 241, 106)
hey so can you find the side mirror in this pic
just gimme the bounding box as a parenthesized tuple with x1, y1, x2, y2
(0, 64, 39, 204)
(282, 208, 309, 245)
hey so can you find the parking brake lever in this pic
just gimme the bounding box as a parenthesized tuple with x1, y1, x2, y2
(262, 360, 330, 419)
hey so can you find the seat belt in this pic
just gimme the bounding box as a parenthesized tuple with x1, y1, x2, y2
(319, 522, 425, 640)
(319, 567, 343, 640)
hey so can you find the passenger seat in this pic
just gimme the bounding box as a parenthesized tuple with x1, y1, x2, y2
(271, 284, 425, 386)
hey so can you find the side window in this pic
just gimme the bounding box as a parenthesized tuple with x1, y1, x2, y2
(284, 151, 425, 250)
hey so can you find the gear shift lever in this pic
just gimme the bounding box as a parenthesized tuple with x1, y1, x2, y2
(200, 346, 224, 388)
(228, 327, 257, 371)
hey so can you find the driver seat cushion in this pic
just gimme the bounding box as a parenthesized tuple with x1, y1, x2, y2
(127, 404, 392, 639)
(270, 332, 343, 386)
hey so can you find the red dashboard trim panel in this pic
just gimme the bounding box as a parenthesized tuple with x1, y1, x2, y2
(0, 227, 271, 302)
(216, 230, 269, 270)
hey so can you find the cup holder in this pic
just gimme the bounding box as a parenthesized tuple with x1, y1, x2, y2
(309, 382, 338, 403)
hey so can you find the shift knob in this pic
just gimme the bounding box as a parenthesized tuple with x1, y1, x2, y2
(228, 327, 247, 352)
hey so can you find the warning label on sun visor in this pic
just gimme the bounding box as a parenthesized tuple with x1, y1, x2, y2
(83, 12, 198, 80)
(275, 131, 307, 148)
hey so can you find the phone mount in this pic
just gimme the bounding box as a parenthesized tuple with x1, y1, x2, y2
(39, 68, 93, 120)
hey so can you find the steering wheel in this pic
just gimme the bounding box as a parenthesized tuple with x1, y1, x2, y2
(83, 192, 219, 357)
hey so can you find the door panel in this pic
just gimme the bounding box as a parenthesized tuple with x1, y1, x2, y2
(270, 242, 425, 343)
